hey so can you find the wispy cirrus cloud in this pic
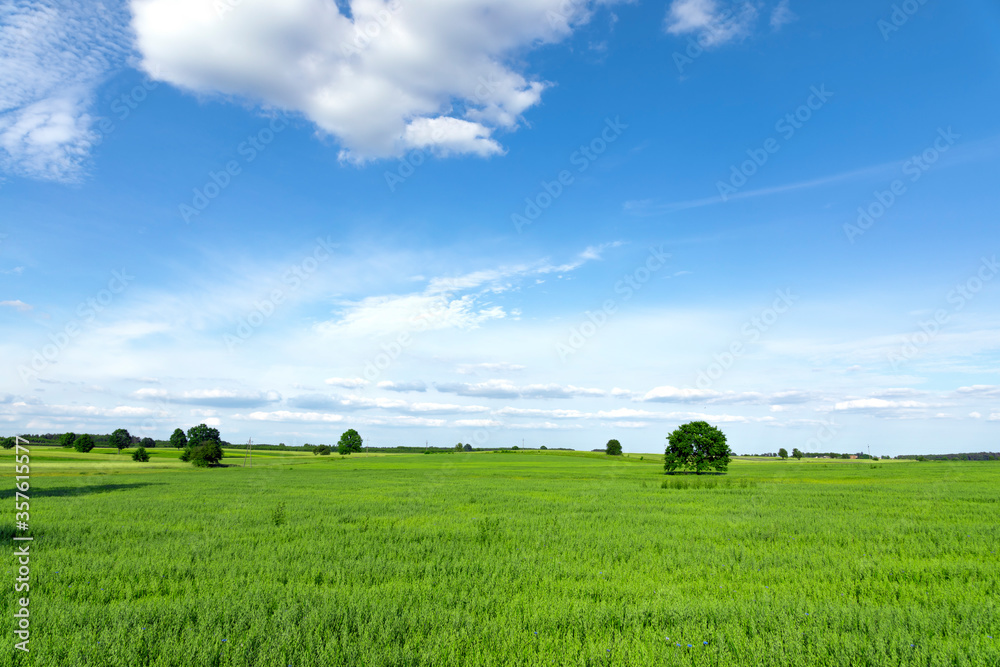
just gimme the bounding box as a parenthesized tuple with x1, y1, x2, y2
(664, 0, 758, 47)
(315, 245, 613, 337)
(0, 1, 130, 181)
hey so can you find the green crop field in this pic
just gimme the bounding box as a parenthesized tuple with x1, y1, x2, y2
(2, 446, 998, 666)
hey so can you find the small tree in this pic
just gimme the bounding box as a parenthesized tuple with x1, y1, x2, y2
(463, 444, 472, 452)
(131, 446, 150, 462)
(337, 429, 363, 455)
(74, 434, 95, 453)
(539, 445, 547, 450)
(141, 436, 156, 449)
(1, 437, 14, 449)
(778, 448, 788, 460)
(313, 445, 332, 455)
(665, 421, 732, 474)
(455, 443, 464, 451)
(110, 428, 132, 453)
(169, 428, 187, 449)
(605, 439, 623, 456)
(792, 447, 803, 460)
(59, 432, 77, 448)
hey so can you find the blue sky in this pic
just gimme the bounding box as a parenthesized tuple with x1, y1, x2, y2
(2, 0, 999, 455)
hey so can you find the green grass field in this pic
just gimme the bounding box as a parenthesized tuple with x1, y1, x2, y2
(2, 446, 997, 666)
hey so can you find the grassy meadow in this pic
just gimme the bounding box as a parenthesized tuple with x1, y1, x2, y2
(2, 446, 997, 666)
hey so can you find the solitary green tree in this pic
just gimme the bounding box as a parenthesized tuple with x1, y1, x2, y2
(605, 439, 623, 456)
(664, 421, 732, 474)
(337, 429, 363, 455)
(455, 443, 464, 451)
(169, 428, 187, 449)
(792, 447, 803, 460)
(778, 448, 788, 460)
(59, 432, 77, 448)
(131, 446, 150, 462)
(74, 434, 95, 453)
(463, 444, 473, 452)
(110, 428, 132, 453)
(1, 437, 14, 449)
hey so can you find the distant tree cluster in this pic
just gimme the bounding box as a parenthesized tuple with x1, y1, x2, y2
(895, 452, 999, 461)
(74, 434, 95, 452)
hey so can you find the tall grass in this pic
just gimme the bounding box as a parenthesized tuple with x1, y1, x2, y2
(1, 450, 996, 666)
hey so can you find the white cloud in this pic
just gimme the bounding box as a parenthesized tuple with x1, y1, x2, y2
(134, 387, 281, 407)
(968, 412, 982, 419)
(0, 299, 32, 312)
(953, 385, 1000, 398)
(377, 380, 427, 392)
(664, 0, 757, 47)
(642, 385, 723, 402)
(130, 0, 603, 161)
(241, 410, 345, 423)
(436, 380, 605, 400)
(639, 385, 816, 405)
(610, 387, 637, 399)
(769, 0, 795, 30)
(325, 376, 369, 388)
(833, 398, 928, 411)
(496, 407, 586, 419)
(0, 1, 129, 180)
